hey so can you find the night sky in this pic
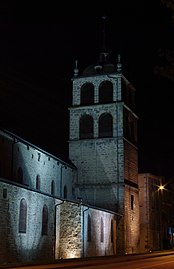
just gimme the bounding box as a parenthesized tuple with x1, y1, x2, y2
(0, 1, 174, 180)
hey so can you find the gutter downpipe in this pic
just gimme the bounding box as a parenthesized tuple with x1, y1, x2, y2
(60, 165, 65, 197)
(82, 205, 89, 258)
(54, 199, 64, 260)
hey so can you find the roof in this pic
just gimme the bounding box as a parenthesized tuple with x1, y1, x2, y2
(82, 52, 117, 76)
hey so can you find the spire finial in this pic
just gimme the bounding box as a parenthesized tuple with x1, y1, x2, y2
(101, 15, 107, 52)
(74, 59, 79, 77)
(117, 54, 122, 72)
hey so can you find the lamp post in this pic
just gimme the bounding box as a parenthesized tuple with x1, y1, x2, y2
(157, 181, 174, 249)
(157, 183, 165, 250)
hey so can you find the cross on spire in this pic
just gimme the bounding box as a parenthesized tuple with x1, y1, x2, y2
(101, 15, 107, 52)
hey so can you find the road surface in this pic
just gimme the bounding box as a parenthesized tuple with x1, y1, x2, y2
(2, 251, 174, 269)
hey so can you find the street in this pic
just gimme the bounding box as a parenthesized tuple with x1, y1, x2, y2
(2, 251, 174, 269)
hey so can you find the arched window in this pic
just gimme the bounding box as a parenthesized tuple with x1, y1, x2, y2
(81, 83, 94, 105)
(42, 205, 48, 235)
(64, 185, 67, 199)
(87, 214, 91, 242)
(51, 180, 55, 195)
(36, 175, 40, 190)
(100, 217, 104, 242)
(99, 81, 113, 103)
(19, 198, 27, 233)
(99, 113, 113, 138)
(17, 167, 23, 184)
(80, 115, 93, 139)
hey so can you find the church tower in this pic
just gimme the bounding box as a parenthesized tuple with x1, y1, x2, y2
(68, 21, 140, 254)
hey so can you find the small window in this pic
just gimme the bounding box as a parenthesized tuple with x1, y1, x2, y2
(100, 217, 104, 242)
(36, 175, 40, 190)
(42, 205, 48, 235)
(3, 188, 7, 199)
(17, 167, 23, 184)
(87, 214, 91, 242)
(19, 198, 27, 233)
(51, 180, 55, 195)
(131, 195, 134, 210)
(64, 185, 67, 199)
(38, 153, 41, 161)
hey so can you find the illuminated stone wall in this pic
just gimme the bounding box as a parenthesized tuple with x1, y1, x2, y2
(69, 74, 140, 255)
(124, 185, 140, 253)
(0, 129, 75, 200)
(69, 75, 124, 213)
(58, 201, 82, 259)
(124, 141, 138, 184)
(0, 180, 57, 263)
(82, 206, 116, 257)
(0, 180, 116, 264)
(58, 202, 116, 259)
(123, 140, 139, 254)
(138, 173, 162, 253)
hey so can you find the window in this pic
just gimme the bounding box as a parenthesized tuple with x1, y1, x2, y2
(99, 113, 113, 138)
(87, 214, 91, 242)
(19, 198, 27, 233)
(17, 167, 23, 184)
(131, 195, 134, 210)
(38, 153, 41, 161)
(81, 83, 94, 105)
(64, 185, 67, 199)
(3, 188, 7, 199)
(51, 180, 55, 195)
(99, 81, 113, 103)
(36, 175, 40, 190)
(80, 115, 93, 139)
(100, 217, 104, 242)
(42, 205, 48, 235)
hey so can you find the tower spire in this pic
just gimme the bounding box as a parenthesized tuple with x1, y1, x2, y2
(99, 16, 109, 63)
(117, 54, 122, 72)
(101, 15, 107, 53)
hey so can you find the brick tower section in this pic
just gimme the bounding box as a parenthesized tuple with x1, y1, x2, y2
(69, 59, 139, 254)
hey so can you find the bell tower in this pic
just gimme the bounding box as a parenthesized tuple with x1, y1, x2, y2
(68, 19, 139, 254)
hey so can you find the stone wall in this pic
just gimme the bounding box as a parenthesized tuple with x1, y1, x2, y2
(0, 129, 75, 200)
(0, 180, 116, 264)
(124, 184, 140, 254)
(124, 140, 138, 184)
(138, 173, 162, 253)
(0, 180, 57, 263)
(58, 202, 116, 258)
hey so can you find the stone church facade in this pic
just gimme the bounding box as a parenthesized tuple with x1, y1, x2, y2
(0, 128, 117, 264)
(0, 52, 140, 265)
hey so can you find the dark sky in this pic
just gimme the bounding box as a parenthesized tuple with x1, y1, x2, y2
(0, 1, 174, 179)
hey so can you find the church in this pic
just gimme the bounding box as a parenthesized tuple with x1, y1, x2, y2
(0, 48, 140, 264)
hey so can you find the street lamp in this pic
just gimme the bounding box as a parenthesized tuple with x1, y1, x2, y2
(158, 184, 165, 191)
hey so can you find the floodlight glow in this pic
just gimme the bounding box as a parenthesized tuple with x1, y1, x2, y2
(159, 185, 164, 191)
